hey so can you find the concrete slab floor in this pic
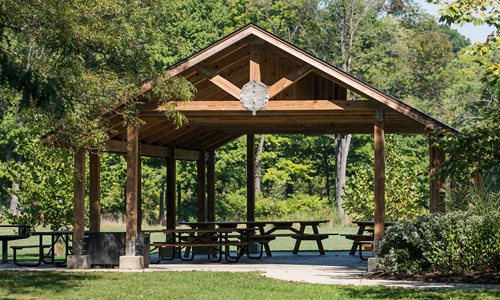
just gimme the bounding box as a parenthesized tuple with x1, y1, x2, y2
(1, 252, 498, 291)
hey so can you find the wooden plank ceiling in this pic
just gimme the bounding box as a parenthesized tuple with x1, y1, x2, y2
(105, 27, 446, 153)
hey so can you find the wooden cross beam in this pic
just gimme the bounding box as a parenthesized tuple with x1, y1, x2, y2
(105, 140, 200, 160)
(268, 65, 313, 98)
(197, 66, 241, 99)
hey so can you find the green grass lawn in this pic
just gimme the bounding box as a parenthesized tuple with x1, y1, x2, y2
(0, 271, 497, 300)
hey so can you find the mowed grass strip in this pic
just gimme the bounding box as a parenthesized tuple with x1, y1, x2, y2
(0, 271, 497, 300)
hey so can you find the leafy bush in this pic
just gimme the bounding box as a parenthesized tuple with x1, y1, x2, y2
(380, 211, 500, 274)
(216, 192, 334, 222)
(256, 193, 332, 221)
(216, 190, 247, 221)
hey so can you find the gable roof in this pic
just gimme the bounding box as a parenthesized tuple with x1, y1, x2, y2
(144, 23, 455, 133)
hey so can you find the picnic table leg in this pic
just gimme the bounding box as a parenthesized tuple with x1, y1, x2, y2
(51, 235, 55, 264)
(42, 234, 54, 264)
(64, 234, 69, 263)
(36, 235, 44, 266)
(258, 225, 272, 257)
(66, 233, 73, 255)
(349, 225, 365, 256)
(1, 241, 7, 263)
(358, 244, 368, 261)
(312, 225, 325, 255)
(182, 233, 194, 259)
(292, 224, 306, 255)
(53, 234, 68, 267)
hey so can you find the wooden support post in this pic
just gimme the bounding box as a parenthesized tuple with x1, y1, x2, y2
(247, 134, 255, 222)
(197, 152, 206, 223)
(207, 150, 216, 223)
(137, 156, 142, 231)
(373, 107, 385, 255)
(429, 136, 445, 214)
(73, 148, 86, 255)
(126, 124, 139, 256)
(166, 148, 176, 229)
(89, 151, 101, 233)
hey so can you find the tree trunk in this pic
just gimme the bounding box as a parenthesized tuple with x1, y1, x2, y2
(6, 151, 21, 216)
(9, 182, 20, 216)
(255, 134, 266, 195)
(335, 134, 352, 224)
(177, 182, 181, 212)
(322, 137, 331, 204)
(221, 181, 226, 197)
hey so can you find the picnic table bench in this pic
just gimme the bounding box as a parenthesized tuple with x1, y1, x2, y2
(341, 220, 397, 260)
(143, 228, 256, 263)
(181, 220, 337, 256)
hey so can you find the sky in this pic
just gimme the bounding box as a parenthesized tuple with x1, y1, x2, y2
(416, 0, 495, 43)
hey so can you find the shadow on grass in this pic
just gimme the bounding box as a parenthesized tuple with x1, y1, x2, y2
(335, 285, 500, 300)
(0, 271, 99, 298)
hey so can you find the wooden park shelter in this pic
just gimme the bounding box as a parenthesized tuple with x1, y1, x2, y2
(67, 24, 455, 269)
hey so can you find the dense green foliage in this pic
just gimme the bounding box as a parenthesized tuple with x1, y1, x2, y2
(0, 0, 498, 229)
(0, 0, 196, 147)
(343, 135, 429, 221)
(437, 107, 500, 182)
(378, 0, 500, 277)
(380, 211, 500, 274)
(430, 0, 499, 190)
(428, 0, 499, 85)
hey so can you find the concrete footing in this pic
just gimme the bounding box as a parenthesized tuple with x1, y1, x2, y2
(367, 257, 381, 272)
(119, 255, 144, 270)
(67, 255, 92, 269)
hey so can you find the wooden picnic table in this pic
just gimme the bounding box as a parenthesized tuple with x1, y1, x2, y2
(0, 224, 30, 263)
(342, 220, 397, 260)
(180, 220, 334, 256)
(12, 230, 72, 267)
(141, 228, 252, 263)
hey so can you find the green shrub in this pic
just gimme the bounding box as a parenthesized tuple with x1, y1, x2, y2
(217, 192, 334, 221)
(217, 190, 247, 221)
(256, 193, 332, 221)
(380, 211, 500, 274)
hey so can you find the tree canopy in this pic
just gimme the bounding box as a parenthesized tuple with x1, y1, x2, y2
(0, 0, 498, 228)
